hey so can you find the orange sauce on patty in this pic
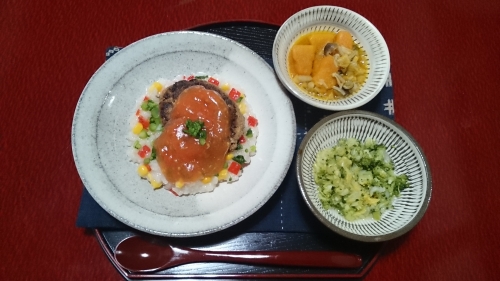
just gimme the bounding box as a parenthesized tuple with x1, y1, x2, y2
(154, 85, 231, 183)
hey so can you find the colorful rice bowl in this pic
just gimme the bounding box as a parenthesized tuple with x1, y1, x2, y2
(127, 74, 259, 196)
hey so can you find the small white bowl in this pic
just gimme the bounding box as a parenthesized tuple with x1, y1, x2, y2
(297, 111, 432, 242)
(272, 6, 390, 111)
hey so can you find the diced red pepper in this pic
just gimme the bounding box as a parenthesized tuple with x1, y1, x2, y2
(208, 77, 219, 86)
(138, 115, 150, 129)
(169, 189, 179, 196)
(137, 145, 151, 158)
(228, 161, 241, 175)
(186, 75, 195, 81)
(238, 135, 246, 144)
(228, 88, 241, 101)
(248, 116, 258, 127)
(146, 164, 152, 171)
(135, 109, 140, 116)
(138, 150, 147, 158)
(143, 96, 149, 101)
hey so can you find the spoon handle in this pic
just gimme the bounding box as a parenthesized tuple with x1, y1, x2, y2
(185, 248, 362, 268)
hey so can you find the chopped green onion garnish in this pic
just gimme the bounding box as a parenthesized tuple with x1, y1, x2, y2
(134, 140, 141, 149)
(153, 117, 162, 125)
(232, 155, 245, 164)
(151, 106, 160, 118)
(147, 100, 155, 109)
(183, 119, 207, 145)
(138, 130, 149, 139)
(151, 147, 156, 160)
(246, 129, 253, 137)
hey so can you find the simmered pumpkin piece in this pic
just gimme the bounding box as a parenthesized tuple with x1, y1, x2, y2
(291, 45, 315, 75)
(312, 55, 339, 91)
(309, 32, 336, 53)
(335, 30, 354, 49)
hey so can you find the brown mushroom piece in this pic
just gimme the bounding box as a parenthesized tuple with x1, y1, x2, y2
(323, 42, 338, 56)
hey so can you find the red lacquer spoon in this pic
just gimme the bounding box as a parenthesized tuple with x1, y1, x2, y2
(114, 235, 363, 272)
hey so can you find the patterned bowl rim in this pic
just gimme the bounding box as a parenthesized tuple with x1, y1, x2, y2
(296, 110, 432, 242)
(272, 5, 390, 111)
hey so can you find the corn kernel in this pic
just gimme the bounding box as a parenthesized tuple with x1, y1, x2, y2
(175, 180, 184, 188)
(218, 169, 228, 180)
(132, 123, 143, 134)
(202, 177, 212, 184)
(149, 81, 163, 92)
(220, 83, 230, 92)
(226, 153, 234, 160)
(137, 165, 148, 177)
(238, 102, 247, 115)
(150, 179, 162, 189)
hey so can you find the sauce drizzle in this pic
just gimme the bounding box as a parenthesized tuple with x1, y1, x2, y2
(154, 86, 231, 183)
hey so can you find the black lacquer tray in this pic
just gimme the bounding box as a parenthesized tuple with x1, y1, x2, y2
(94, 22, 385, 280)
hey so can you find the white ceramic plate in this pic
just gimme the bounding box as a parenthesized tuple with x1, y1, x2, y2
(72, 31, 296, 237)
(273, 6, 390, 111)
(297, 111, 431, 242)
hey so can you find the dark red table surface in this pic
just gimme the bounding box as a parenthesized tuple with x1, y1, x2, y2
(1, 0, 499, 280)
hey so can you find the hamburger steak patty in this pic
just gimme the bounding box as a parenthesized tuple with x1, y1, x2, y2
(159, 79, 245, 152)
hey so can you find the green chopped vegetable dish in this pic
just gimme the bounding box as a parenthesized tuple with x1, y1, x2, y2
(313, 138, 410, 221)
